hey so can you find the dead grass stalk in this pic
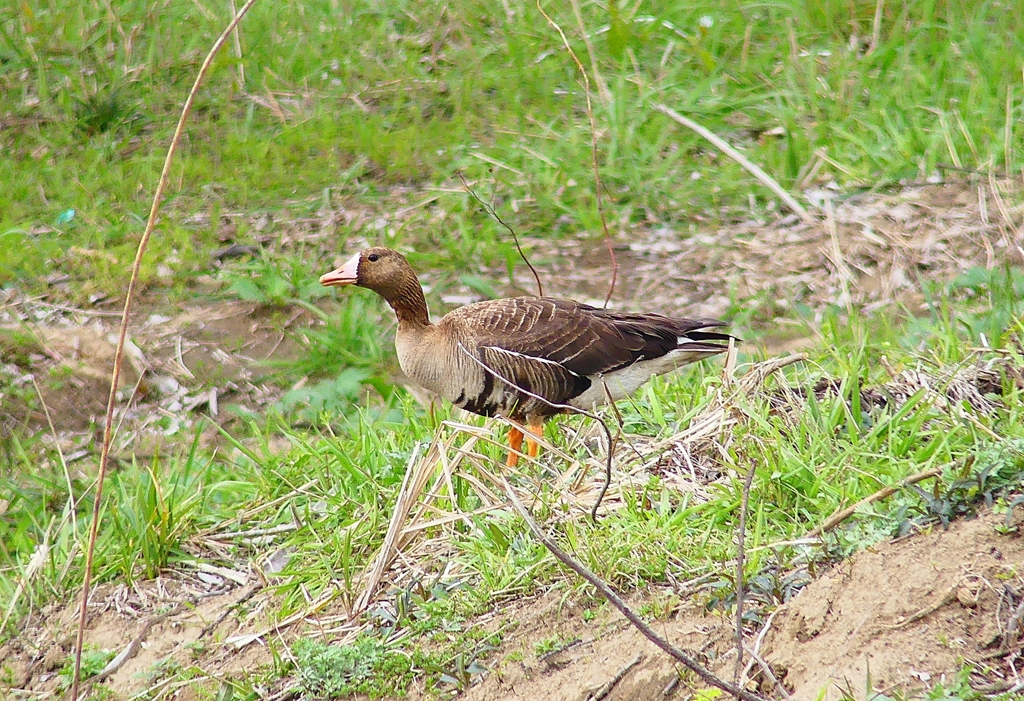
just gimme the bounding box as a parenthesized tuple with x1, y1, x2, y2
(70, 1, 262, 698)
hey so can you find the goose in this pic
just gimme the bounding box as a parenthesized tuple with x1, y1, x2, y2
(320, 247, 734, 466)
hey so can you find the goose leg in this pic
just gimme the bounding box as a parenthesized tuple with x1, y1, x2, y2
(507, 427, 525, 467)
(525, 421, 543, 458)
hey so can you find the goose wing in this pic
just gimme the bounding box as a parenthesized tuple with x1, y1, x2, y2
(446, 297, 730, 409)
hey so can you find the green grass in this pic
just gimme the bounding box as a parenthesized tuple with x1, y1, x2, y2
(3, 0, 1023, 298)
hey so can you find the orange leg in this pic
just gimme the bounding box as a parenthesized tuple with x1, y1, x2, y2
(525, 420, 544, 458)
(507, 427, 524, 467)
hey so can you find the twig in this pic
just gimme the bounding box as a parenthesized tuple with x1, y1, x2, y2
(740, 608, 782, 686)
(354, 442, 427, 613)
(734, 461, 758, 681)
(457, 172, 543, 297)
(502, 480, 768, 701)
(457, 343, 614, 521)
(93, 606, 179, 682)
(227, 0, 245, 88)
(567, 0, 609, 106)
(31, 376, 77, 530)
(1002, 595, 1024, 649)
(205, 523, 298, 541)
(590, 652, 643, 701)
(742, 645, 790, 699)
(199, 584, 263, 638)
(539, 636, 584, 663)
(535, 0, 617, 307)
(824, 197, 854, 313)
(988, 166, 1018, 253)
(806, 467, 942, 537)
(11, 298, 125, 317)
(652, 103, 814, 224)
(69, 1, 261, 698)
(883, 582, 958, 630)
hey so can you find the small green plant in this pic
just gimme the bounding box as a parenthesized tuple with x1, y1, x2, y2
(73, 88, 136, 135)
(0, 327, 44, 366)
(293, 634, 427, 698)
(57, 646, 116, 691)
(223, 254, 327, 310)
(103, 435, 233, 583)
(437, 648, 491, 692)
(533, 634, 573, 657)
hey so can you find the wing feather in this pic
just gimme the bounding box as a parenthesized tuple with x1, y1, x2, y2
(446, 297, 730, 378)
(441, 297, 732, 417)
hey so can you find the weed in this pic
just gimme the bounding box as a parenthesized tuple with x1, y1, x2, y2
(0, 327, 44, 366)
(73, 88, 136, 135)
(222, 254, 327, 310)
(57, 646, 115, 691)
(533, 634, 574, 657)
(103, 437, 227, 583)
(293, 634, 432, 699)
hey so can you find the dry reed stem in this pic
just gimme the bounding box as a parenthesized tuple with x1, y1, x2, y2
(354, 440, 432, 613)
(225, 587, 347, 649)
(652, 103, 814, 224)
(988, 166, 1018, 252)
(70, 1, 260, 698)
(866, 0, 885, 57)
(824, 198, 854, 312)
(740, 608, 787, 695)
(734, 459, 757, 681)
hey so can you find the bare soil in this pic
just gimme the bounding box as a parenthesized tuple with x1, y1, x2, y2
(4, 510, 1021, 700)
(764, 509, 1024, 699)
(2, 180, 1024, 700)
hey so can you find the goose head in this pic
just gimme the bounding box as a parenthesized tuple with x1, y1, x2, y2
(320, 247, 428, 325)
(320, 247, 417, 296)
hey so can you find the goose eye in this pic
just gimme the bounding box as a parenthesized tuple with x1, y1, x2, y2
(367, 253, 379, 262)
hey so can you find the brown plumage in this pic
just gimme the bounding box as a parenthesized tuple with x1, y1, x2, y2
(320, 247, 734, 465)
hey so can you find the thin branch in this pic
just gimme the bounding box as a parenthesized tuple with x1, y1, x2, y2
(742, 644, 790, 699)
(740, 608, 788, 697)
(457, 171, 543, 297)
(502, 480, 768, 701)
(227, 0, 245, 88)
(69, 1, 261, 698)
(734, 461, 757, 681)
(592, 652, 643, 700)
(806, 467, 942, 538)
(652, 103, 814, 224)
(535, 0, 617, 307)
(457, 343, 614, 520)
(824, 197, 854, 313)
(31, 376, 76, 531)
